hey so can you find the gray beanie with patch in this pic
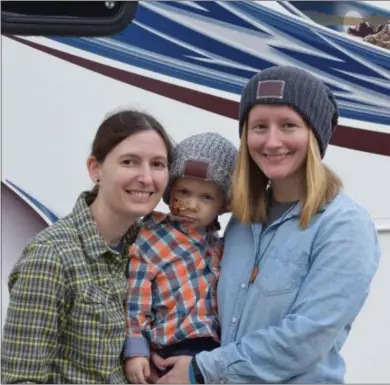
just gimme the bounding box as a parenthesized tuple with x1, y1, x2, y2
(163, 132, 237, 204)
(238, 66, 339, 157)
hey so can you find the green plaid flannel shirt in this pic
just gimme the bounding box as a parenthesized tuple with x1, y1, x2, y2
(1, 191, 139, 384)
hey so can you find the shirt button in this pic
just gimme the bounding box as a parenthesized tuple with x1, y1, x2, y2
(232, 317, 237, 323)
(241, 283, 246, 289)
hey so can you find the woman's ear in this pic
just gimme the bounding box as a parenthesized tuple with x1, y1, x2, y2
(86, 155, 101, 185)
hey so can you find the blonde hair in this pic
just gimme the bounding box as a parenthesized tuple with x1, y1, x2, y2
(230, 125, 342, 228)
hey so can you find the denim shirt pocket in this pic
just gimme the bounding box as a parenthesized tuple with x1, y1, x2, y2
(254, 246, 309, 296)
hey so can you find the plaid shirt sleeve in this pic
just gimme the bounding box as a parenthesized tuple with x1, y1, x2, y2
(124, 243, 158, 358)
(1, 241, 65, 384)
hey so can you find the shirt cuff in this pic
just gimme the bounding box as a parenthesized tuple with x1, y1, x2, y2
(123, 336, 150, 358)
(196, 346, 227, 384)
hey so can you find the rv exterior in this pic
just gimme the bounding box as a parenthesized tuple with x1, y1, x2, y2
(2, 1, 389, 383)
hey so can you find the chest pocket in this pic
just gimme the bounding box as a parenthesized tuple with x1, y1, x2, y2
(254, 246, 309, 296)
(64, 284, 127, 370)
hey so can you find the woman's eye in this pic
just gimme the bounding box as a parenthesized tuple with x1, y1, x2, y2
(122, 159, 135, 165)
(252, 124, 267, 130)
(284, 122, 297, 129)
(153, 161, 167, 169)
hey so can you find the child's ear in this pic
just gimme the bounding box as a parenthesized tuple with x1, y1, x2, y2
(218, 196, 231, 215)
(218, 204, 227, 215)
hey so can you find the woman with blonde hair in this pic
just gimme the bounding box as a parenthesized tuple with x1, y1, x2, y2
(152, 66, 380, 384)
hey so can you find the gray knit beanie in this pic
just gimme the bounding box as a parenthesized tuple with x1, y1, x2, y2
(238, 66, 339, 157)
(163, 132, 237, 204)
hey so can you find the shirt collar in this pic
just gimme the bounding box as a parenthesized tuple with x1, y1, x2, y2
(72, 191, 139, 261)
(142, 211, 220, 245)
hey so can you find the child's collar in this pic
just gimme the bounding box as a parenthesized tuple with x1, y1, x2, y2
(141, 211, 220, 244)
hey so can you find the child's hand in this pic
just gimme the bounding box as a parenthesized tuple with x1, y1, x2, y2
(125, 356, 150, 384)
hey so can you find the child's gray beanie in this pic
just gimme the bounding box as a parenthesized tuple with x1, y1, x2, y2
(163, 132, 237, 204)
(238, 65, 339, 157)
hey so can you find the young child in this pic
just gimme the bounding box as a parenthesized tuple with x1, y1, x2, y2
(123, 132, 237, 384)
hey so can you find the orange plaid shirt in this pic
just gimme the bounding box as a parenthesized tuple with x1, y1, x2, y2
(124, 211, 222, 358)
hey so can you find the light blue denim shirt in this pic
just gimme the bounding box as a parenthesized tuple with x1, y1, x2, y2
(196, 192, 380, 383)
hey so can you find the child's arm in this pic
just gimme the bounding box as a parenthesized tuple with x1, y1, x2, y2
(124, 245, 158, 383)
(124, 245, 157, 359)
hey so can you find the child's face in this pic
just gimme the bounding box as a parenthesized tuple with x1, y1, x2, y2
(169, 177, 225, 229)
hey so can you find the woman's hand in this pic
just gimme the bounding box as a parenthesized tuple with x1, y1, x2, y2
(147, 352, 165, 384)
(155, 355, 193, 384)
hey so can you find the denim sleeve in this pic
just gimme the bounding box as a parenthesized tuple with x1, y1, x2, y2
(196, 203, 381, 383)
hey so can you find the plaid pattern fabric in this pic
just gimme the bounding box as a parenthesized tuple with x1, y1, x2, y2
(1, 191, 139, 384)
(125, 212, 222, 357)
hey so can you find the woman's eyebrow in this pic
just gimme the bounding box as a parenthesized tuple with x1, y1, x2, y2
(249, 118, 267, 125)
(119, 153, 167, 159)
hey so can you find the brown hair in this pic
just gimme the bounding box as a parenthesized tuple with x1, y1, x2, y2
(91, 109, 174, 164)
(230, 125, 342, 228)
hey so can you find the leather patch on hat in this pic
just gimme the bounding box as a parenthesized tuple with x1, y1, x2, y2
(257, 80, 285, 99)
(183, 160, 208, 179)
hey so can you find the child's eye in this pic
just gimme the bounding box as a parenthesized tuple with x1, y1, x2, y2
(203, 195, 214, 201)
(176, 189, 189, 196)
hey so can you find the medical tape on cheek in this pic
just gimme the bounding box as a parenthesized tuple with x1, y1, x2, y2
(170, 197, 187, 215)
